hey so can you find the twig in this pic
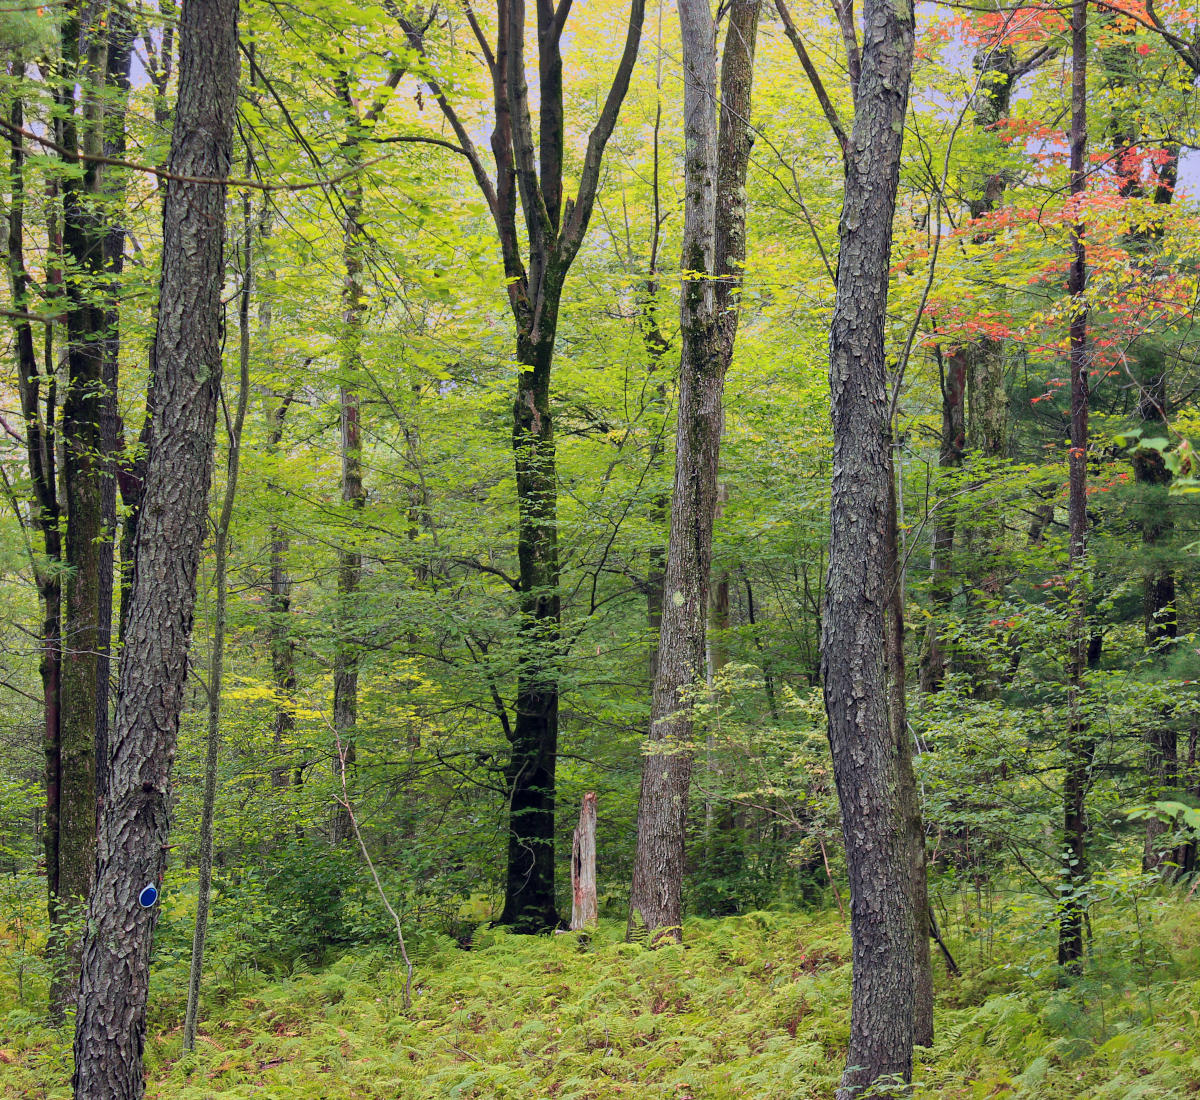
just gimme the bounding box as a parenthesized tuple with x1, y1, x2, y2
(333, 724, 416, 1009)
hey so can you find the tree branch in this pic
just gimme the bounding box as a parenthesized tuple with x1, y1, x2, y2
(774, 0, 848, 159)
(558, 0, 647, 264)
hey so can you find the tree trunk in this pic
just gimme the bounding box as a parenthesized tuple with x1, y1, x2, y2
(570, 792, 598, 931)
(1135, 367, 1178, 874)
(51, 4, 112, 1015)
(7, 70, 64, 1013)
(499, 326, 564, 932)
(888, 451, 933, 1047)
(919, 347, 967, 693)
(267, 391, 297, 789)
(72, 0, 239, 1092)
(183, 180, 254, 1054)
(1059, 0, 1090, 975)
(821, 0, 917, 1091)
(331, 103, 366, 845)
(399, 0, 644, 934)
(628, 0, 760, 944)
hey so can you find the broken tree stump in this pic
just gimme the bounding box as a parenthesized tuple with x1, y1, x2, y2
(570, 792, 598, 931)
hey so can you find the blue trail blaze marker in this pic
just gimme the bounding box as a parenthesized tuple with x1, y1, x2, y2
(138, 884, 158, 909)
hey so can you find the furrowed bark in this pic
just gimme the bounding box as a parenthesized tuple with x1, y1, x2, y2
(628, 0, 760, 943)
(72, 0, 239, 1092)
(821, 0, 917, 1090)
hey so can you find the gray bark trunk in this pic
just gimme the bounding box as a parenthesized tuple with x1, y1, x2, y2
(628, 0, 760, 943)
(821, 0, 918, 1091)
(72, 0, 239, 1092)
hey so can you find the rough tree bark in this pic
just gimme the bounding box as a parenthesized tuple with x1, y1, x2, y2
(402, 0, 644, 932)
(820, 0, 918, 1090)
(1059, 0, 1090, 974)
(72, 0, 239, 1092)
(628, 0, 760, 943)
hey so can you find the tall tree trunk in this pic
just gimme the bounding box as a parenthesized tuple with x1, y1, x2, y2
(628, 0, 760, 943)
(821, 0, 917, 1091)
(1059, 0, 1090, 974)
(7, 68, 64, 1008)
(267, 390, 297, 789)
(919, 347, 967, 692)
(116, 3, 176, 647)
(183, 172, 254, 1056)
(642, 60, 670, 686)
(1135, 360, 1178, 874)
(72, 0, 239, 1091)
(888, 451, 933, 1046)
(50, 1, 132, 1019)
(399, 0, 644, 934)
(499, 323, 565, 931)
(331, 103, 366, 845)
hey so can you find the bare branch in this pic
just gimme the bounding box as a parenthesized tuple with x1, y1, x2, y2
(558, 0, 647, 263)
(774, 0, 848, 159)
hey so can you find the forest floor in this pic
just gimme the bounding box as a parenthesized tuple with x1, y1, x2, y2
(2, 892, 1199, 1098)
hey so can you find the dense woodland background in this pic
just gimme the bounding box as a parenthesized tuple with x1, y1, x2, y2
(4, 0, 1200, 1095)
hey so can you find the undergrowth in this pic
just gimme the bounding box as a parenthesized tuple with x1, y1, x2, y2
(2, 893, 1199, 1098)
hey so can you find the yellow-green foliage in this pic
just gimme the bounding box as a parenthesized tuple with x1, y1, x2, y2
(3, 902, 1200, 1098)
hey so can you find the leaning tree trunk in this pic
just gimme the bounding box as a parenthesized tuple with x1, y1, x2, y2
(628, 0, 759, 943)
(821, 0, 917, 1091)
(1059, 0, 1090, 974)
(72, 0, 239, 1093)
